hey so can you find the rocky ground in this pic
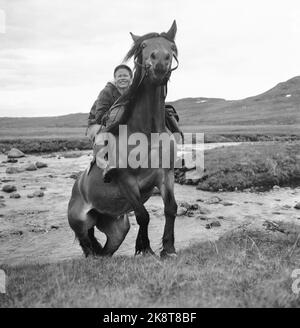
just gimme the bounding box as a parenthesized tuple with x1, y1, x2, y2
(0, 148, 299, 267)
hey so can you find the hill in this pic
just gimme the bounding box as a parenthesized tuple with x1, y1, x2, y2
(172, 76, 300, 126)
(0, 76, 299, 138)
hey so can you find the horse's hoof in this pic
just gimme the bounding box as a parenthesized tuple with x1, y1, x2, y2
(135, 248, 155, 256)
(160, 250, 177, 259)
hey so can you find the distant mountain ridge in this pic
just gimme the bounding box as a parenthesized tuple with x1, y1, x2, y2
(0, 76, 299, 128)
(172, 76, 300, 126)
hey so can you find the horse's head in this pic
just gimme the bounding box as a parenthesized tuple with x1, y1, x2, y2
(126, 20, 178, 86)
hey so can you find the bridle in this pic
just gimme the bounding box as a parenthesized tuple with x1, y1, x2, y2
(133, 36, 179, 86)
(134, 53, 179, 74)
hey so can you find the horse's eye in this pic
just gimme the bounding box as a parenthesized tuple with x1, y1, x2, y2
(141, 42, 147, 49)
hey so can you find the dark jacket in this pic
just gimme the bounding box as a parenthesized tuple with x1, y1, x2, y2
(88, 82, 121, 126)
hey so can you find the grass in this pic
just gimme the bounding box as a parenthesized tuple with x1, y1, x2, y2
(0, 137, 91, 154)
(179, 141, 300, 191)
(1, 227, 300, 308)
(0, 128, 299, 155)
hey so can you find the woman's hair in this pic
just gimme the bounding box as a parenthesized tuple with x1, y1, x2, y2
(114, 64, 133, 78)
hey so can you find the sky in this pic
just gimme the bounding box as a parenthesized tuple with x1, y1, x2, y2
(0, 0, 299, 117)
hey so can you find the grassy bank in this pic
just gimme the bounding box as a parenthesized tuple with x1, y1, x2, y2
(0, 134, 299, 154)
(0, 227, 299, 308)
(177, 141, 300, 191)
(0, 138, 91, 154)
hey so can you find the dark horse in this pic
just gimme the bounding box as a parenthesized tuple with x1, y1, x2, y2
(68, 21, 179, 258)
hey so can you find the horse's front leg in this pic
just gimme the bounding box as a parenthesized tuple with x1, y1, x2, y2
(116, 171, 154, 255)
(157, 169, 178, 258)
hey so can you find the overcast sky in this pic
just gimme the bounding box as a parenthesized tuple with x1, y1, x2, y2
(0, 0, 299, 117)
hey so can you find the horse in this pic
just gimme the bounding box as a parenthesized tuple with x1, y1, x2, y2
(68, 20, 179, 258)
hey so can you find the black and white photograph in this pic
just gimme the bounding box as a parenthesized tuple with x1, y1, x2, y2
(0, 0, 300, 313)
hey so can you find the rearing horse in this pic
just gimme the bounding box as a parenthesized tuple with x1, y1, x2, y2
(68, 21, 179, 258)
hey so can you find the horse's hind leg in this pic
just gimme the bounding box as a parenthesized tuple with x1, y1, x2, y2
(157, 170, 178, 257)
(96, 213, 130, 256)
(68, 187, 102, 257)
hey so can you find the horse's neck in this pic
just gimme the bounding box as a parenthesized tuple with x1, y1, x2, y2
(128, 84, 166, 134)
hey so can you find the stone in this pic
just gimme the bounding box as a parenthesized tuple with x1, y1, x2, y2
(35, 161, 48, 168)
(27, 191, 44, 198)
(179, 201, 191, 209)
(7, 158, 18, 163)
(1, 178, 15, 183)
(11, 230, 23, 236)
(7, 148, 25, 158)
(220, 201, 234, 206)
(10, 193, 21, 199)
(294, 203, 300, 210)
(199, 207, 211, 214)
(40, 186, 47, 190)
(273, 185, 280, 190)
(190, 203, 199, 210)
(33, 191, 44, 197)
(205, 220, 221, 229)
(51, 225, 59, 229)
(178, 202, 199, 211)
(25, 163, 37, 171)
(177, 207, 188, 216)
(6, 167, 24, 174)
(63, 152, 82, 158)
(205, 196, 222, 204)
(196, 215, 209, 220)
(2, 185, 17, 193)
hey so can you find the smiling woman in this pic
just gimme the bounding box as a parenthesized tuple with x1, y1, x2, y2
(114, 64, 133, 93)
(86, 64, 133, 142)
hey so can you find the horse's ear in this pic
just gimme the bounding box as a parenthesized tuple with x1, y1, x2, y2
(130, 32, 140, 43)
(165, 20, 177, 41)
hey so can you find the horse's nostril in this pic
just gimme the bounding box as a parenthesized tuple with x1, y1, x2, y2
(165, 54, 170, 61)
(150, 52, 156, 60)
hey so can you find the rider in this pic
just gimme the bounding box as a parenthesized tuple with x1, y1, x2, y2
(86, 64, 133, 143)
(87, 64, 182, 143)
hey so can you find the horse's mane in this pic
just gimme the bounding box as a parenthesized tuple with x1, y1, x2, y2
(106, 33, 178, 135)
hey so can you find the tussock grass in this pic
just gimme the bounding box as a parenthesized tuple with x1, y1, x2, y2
(196, 141, 300, 191)
(1, 227, 299, 308)
(0, 138, 91, 154)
